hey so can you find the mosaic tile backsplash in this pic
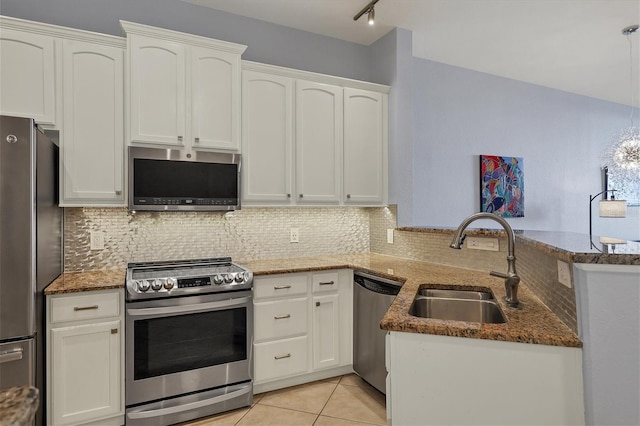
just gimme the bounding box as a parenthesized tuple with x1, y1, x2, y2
(64, 207, 371, 271)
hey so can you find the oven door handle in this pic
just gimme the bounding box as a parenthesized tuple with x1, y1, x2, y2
(127, 296, 251, 317)
(126, 383, 252, 420)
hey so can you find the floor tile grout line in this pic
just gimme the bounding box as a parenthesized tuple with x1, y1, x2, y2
(314, 377, 342, 424)
(317, 412, 387, 426)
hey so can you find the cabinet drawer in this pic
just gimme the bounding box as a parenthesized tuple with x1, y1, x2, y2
(253, 274, 308, 300)
(50, 291, 120, 324)
(312, 271, 339, 293)
(254, 336, 308, 382)
(254, 298, 308, 342)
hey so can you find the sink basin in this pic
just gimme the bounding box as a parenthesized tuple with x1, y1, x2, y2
(410, 288, 506, 323)
(416, 288, 494, 300)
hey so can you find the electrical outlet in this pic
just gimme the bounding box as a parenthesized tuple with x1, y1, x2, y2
(90, 231, 105, 250)
(290, 228, 299, 243)
(466, 237, 499, 251)
(557, 260, 572, 288)
(387, 229, 394, 244)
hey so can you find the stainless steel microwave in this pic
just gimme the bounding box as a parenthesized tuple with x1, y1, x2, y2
(128, 147, 241, 211)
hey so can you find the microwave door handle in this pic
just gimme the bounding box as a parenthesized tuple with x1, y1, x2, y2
(126, 384, 252, 420)
(127, 296, 251, 317)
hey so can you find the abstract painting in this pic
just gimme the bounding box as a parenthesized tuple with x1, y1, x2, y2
(480, 155, 524, 217)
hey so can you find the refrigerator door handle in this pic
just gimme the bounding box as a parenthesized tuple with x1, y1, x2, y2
(0, 348, 24, 364)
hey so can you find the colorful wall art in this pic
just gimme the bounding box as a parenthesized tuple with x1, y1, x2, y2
(480, 155, 524, 217)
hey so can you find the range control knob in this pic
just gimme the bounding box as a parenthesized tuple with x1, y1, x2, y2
(223, 274, 234, 284)
(213, 275, 224, 285)
(234, 272, 245, 283)
(151, 279, 163, 291)
(165, 277, 176, 290)
(137, 280, 150, 292)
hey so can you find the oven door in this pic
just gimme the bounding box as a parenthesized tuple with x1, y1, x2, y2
(125, 290, 253, 406)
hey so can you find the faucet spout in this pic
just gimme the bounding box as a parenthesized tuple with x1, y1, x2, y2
(449, 212, 521, 309)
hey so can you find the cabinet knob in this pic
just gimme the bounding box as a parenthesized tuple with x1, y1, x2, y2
(194, 137, 200, 143)
(115, 190, 122, 195)
(287, 193, 291, 198)
(111, 329, 118, 334)
(316, 301, 320, 307)
(177, 136, 183, 142)
(347, 194, 351, 199)
(299, 194, 303, 198)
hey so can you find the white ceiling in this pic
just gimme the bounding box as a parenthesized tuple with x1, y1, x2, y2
(182, 0, 640, 108)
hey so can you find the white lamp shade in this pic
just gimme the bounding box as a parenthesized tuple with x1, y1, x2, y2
(598, 200, 627, 217)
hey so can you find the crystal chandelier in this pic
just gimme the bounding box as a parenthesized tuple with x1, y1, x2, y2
(602, 25, 640, 185)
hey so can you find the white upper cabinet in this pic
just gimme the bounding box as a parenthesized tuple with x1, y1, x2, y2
(296, 80, 343, 204)
(0, 20, 56, 125)
(61, 38, 125, 206)
(122, 21, 246, 152)
(128, 35, 186, 146)
(241, 62, 389, 207)
(242, 70, 294, 203)
(343, 88, 387, 204)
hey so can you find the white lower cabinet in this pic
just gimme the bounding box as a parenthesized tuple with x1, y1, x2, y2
(253, 270, 353, 393)
(47, 289, 124, 426)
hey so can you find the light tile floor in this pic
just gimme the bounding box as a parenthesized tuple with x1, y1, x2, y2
(181, 374, 387, 426)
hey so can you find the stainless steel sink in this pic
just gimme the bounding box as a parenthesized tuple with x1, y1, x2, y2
(417, 288, 494, 300)
(410, 288, 506, 323)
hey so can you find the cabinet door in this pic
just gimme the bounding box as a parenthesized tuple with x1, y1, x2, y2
(129, 35, 186, 146)
(50, 320, 121, 425)
(312, 293, 340, 370)
(242, 71, 293, 203)
(191, 47, 240, 151)
(61, 40, 124, 205)
(0, 29, 56, 125)
(344, 88, 385, 204)
(295, 80, 342, 203)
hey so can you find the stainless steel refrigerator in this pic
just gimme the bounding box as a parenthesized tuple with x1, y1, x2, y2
(0, 115, 62, 422)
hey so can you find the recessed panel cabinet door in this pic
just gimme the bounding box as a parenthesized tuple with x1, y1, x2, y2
(344, 88, 385, 204)
(129, 35, 186, 146)
(295, 80, 342, 203)
(242, 71, 293, 202)
(191, 47, 240, 151)
(0, 29, 56, 125)
(50, 320, 121, 425)
(62, 40, 124, 205)
(312, 293, 340, 370)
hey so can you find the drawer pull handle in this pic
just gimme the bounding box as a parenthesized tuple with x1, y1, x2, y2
(274, 353, 291, 360)
(74, 305, 99, 311)
(319, 281, 334, 286)
(274, 314, 291, 320)
(274, 285, 291, 290)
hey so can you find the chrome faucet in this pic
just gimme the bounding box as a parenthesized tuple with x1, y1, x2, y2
(449, 212, 521, 308)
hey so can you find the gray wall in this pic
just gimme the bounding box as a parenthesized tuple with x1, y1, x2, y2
(411, 57, 640, 239)
(0, 0, 373, 82)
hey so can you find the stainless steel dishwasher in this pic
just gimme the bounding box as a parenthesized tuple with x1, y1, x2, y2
(353, 271, 401, 394)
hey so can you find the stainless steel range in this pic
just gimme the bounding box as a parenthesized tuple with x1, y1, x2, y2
(124, 258, 253, 426)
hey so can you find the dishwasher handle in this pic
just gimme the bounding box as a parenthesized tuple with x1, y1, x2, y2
(354, 273, 401, 296)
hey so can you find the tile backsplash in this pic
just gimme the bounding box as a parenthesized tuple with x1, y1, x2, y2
(64, 207, 371, 271)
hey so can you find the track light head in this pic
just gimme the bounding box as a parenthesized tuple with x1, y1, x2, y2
(353, 0, 380, 24)
(368, 8, 375, 25)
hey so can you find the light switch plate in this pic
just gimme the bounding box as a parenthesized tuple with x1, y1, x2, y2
(466, 237, 499, 251)
(387, 229, 394, 244)
(557, 260, 572, 288)
(90, 231, 105, 250)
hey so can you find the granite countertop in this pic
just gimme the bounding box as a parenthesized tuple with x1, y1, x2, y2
(240, 253, 582, 348)
(398, 227, 640, 265)
(0, 386, 39, 426)
(45, 269, 125, 295)
(45, 253, 581, 348)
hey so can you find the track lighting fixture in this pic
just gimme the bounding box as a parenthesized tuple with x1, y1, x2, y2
(353, 0, 379, 25)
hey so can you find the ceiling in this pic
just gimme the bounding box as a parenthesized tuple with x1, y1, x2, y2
(182, 0, 640, 108)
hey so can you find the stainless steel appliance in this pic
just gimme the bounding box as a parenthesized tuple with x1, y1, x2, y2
(353, 271, 401, 394)
(0, 116, 62, 421)
(129, 146, 241, 212)
(125, 258, 253, 426)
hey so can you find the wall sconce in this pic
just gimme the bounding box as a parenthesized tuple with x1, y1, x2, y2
(353, 0, 379, 26)
(589, 189, 627, 236)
